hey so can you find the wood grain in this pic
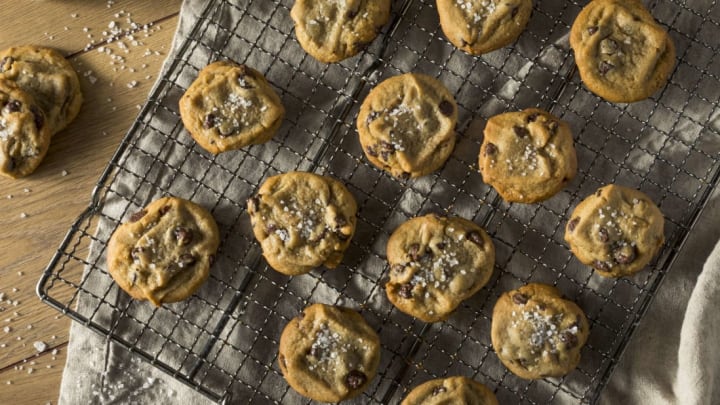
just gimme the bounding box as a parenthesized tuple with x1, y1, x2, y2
(0, 1, 182, 403)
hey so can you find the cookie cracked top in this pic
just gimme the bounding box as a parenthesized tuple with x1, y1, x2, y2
(357, 73, 458, 179)
(565, 184, 665, 278)
(247, 172, 358, 275)
(570, 0, 675, 103)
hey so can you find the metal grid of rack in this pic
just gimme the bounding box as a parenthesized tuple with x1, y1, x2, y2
(38, 0, 720, 403)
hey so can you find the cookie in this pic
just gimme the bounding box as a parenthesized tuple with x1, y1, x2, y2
(491, 283, 590, 379)
(106, 196, 220, 306)
(386, 214, 495, 322)
(478, 108, 577, 203)
(357, 73, 458, 179)
(278, 303, 381, 403)
(179, 61, 285, 154)
(290, 0, 391, 63)
(437, 0, 533, 55)
(247, 172, 358, 276)
(564, 184, 665, 277)
(401, 376, 498, 405)
(0, 45, 82, 133)
(0, 80, 52, 179)
(569, 0, 676, 103)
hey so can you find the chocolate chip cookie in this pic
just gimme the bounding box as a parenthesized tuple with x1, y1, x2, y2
(179, 61, 285, 154)
(478, 108, 577, 203)
(401, 376, 498, 405)
(565, 184, 665, 277)
(357, 73, 458, 179)
(291, 0, 391, 63)
(570, 0, 676, 103)
(278, 303, 381, 403)
(0, 80, 52, 179)
(491, 283, 589, 379)
(246, 172, 358, 276)
(437, 0, 533, 55)
(386, 214, 495, 322)
(106, 196, 220, 306)
(0, 45, 82, 134)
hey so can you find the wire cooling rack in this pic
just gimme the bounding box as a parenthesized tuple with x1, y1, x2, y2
(38, 0, 720, 403)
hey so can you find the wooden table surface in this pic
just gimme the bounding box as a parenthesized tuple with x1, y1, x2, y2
(0, 1, 183, 403)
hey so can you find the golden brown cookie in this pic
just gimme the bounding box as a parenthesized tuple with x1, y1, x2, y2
(0, 80, 52, 179)
(491, 283, 590, 379)
(278, 303, 381, 403)
(478, 108, 577, 203)
(290, 0, 391, 63)
(0, 45, 82, 134)
(569, 0, 676, 103)
(437, 0, 533, 55)
(357, 73, 458, 179)
(401, 376, 498, 405)
(564, 184, 665, 277)
(106, 196, 220, 306)
(179, 61, 284, 154)
(246, 172, 358, 275)
(386, 214, 495, 322)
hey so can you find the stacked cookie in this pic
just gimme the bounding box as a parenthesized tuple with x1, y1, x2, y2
(0, 45, 83, 178)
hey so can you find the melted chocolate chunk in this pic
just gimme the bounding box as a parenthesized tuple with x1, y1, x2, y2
(399, 283, 414, 299)
(266, 223, 277, 234)
(435, 242, 446, 251)
(347, 9, 358, 19)
(379, 140, 396, 161)
(613, 244, 636, 264)
(4, 100, 21, 113)
(30, 106, 44, 130)
(526, 113, 539, 122)
(512, 293, 528, 305)
(587, 26, 598, 35)
(366, 145, 379, 158)
(203, 113, 217, 129)
(598, 61, 614, 75)
(511, 6, 519, 17)
(159, 205, 172, 216)
(560, 331, 578, 348)
(408, 243, 422, 261)
(439, 100, 454, 117)
(432, 385, 447, 396)
(129, 209, 147, 222)
(174, 227, 193, 245)
(568, 217, 580, 232)
(467, 231, 484, 247)
(513, 125, 529, 138)
(485, 143, 498, 156)
(345, 370, 367, 390)
(399, 172, 411, 180)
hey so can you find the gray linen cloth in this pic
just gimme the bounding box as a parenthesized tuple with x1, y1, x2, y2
(59, 1, 720, 404)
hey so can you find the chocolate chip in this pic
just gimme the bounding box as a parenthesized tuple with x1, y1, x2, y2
(379, 141, 396, 161)
(596, 189, 603, 197)
(598, 61, 614, 75)
(30, 106, 44, 130)
(408, 243, 421, 261)
(399, 172, 411, 180)
(439, 100, 454, 117)
(266, 223, 277, 234)
(593, 259, 612, 271)
(129, 209, 147, 222)
(436, 242, 446, 250)
(203, 114, 217, 129)
(484, 143, 497, 156)
(179, 253, 196, 267)
(432, 386, 447, 396)
(347, 9, 358, 19)
(511, 6, 519, 17)
(159, 205, 171, 216)
(345, 370, 367, 390)
(4, 100, 21, 113)
(560, 331, 578, 348)
(526, 113, 539, 122)
(399, 283, 414, 299)
(613, 244, 636, 264)
(247, 196, 260, 213)
(568, 217, 580, 232)
(597, 227, 609, 243)
(366, 145, 378, 158)
(512, 293, 528, 305)
(513, 125, 529, 138)
(174, 227, 193, 245)
(466, 231, 484, 247)
(587, 26, 598, 35)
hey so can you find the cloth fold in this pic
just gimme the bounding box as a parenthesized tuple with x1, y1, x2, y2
(58, 0, 720, 404)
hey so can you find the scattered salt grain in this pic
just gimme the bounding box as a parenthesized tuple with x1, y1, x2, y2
(20, 213, 28, 219)
(33, 341, 48, 352)
(127, 80, 138, 88)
